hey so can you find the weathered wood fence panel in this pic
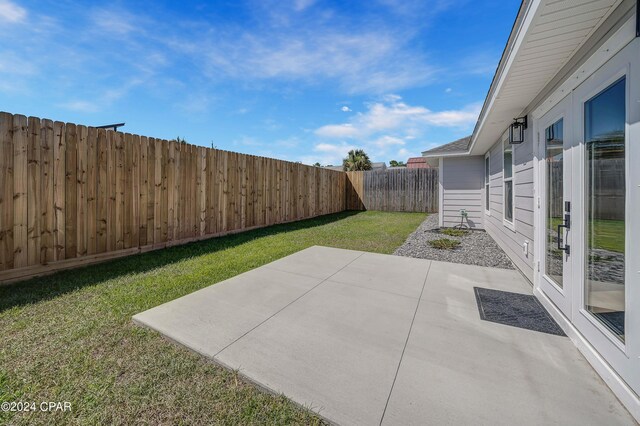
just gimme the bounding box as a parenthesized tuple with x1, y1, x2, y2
(346, 169, 438, 213)
(0, 113, 345, 283)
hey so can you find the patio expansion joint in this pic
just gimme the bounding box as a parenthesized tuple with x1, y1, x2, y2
(260, 264, 334, 281)
(212, 252, 367, 359)
(379, 260, 432, 426)
(327, 278, 422, 301)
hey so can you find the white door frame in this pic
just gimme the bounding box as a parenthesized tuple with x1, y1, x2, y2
(533, 38, 640, 413)
(536, 95, 573, 318)
(570, 39, 639, 398)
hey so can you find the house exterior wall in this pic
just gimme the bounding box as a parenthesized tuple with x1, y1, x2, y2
(438, 0, 636, 284)
(484, 128, 535, 282)
(441, 156, 484, 229)
(433, 1, 640, 419)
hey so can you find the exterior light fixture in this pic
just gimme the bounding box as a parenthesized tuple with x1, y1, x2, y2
(509, 116, 527, 144)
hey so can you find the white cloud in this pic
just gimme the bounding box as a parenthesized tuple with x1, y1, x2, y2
(91, 8, 136, 36)
(372, 135, 405, 148)
(263, 118, 281, 131)
(314, 142, 356, 154)
(397, 148, 411, 157)
(307, 95, 480, 165)
(0, 51, 37, 75)
(445, 87, 452, 93)
(175, 93, 211, 114)
(194, 25, 437, 93)
(58, 100, 99, 113)
(341, 106, 352, 112)
(293, 0, 317, 11)
(315, 95, 480, 140)
(55, 78, 145, 114)
(423, 104, 481, 127)
(0, 0, 26, 23)
(315, 123, 358, 138)
(234, 136, 263, 147)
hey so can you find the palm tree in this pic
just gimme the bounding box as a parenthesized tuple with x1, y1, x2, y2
(342, 149, 372, 171)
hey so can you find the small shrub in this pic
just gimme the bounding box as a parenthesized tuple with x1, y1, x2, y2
(428, 238, 461, 250)
(440, 228, 469, 237)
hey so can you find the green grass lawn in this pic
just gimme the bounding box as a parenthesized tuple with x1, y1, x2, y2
(550, 217, 624, 253)
(0, 211, 425, 425)
(588, 219, 625, 253)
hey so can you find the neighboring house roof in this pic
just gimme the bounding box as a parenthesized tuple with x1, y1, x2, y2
(406, 157, 427, 164)
(421, 136, 471, 156)
(422, 0, 623, 158)
(323, 165, 343, 171)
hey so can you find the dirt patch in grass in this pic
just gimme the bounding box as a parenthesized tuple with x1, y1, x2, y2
(0, 211, 425, 425)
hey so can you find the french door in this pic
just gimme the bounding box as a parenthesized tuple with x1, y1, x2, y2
(537, 40, 639, 397)
(538, 95, 573, 317)
(570, 41, 638, 397)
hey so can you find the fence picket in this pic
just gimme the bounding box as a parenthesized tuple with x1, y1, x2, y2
(1, 112, 350, 283)
(346, 169, 438, 212)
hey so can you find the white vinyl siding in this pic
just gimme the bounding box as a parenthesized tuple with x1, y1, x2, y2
(484, 128, 535, 282)
(435, 0, 635, 285)
(441, 156, 484, 229)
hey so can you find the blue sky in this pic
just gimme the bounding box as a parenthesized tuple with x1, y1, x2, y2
(0, 0, 520, 166)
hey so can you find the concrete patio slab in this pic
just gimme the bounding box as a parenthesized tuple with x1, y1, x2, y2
(133, 246, 635, 425)
(382, 298, 632, 425)
(217, 279, 422, 425)
(421, 260, 531, 309)
(329, 252, 430, 298)
(263, 245, 363, 280)
(133, 267, 323, 356)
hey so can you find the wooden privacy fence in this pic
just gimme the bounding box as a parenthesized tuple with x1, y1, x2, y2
(0, 112, 345, 283)
(346, 168, 438, 212)
(549, 159, 624, 220)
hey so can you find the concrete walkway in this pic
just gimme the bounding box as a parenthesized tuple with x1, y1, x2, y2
(133, 246, 635, 425)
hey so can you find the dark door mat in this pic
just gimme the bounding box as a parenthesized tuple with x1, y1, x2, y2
(594, 311, 624, 337)
(474, 287, 566, 336)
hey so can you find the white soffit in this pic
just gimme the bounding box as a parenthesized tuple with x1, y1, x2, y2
(469, 0, 623, 155)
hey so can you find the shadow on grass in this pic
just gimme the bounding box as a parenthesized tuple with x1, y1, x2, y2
(0, 211, 361, 313)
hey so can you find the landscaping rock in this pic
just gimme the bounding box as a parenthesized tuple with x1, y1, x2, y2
(394, 215, 515, 269)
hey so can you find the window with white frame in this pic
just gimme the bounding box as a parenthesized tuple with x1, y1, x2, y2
(503, 139, 514, 224)
(484, 153, 490, 214)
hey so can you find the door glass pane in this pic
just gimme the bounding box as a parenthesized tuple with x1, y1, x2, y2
(545, 119, 564, 287)
(584, 77, 626, 342)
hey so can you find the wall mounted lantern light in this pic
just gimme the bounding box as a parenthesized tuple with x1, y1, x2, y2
(509, 116, 527, 144)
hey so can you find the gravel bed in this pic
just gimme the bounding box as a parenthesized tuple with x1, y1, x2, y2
(394, 215, 515, 269)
